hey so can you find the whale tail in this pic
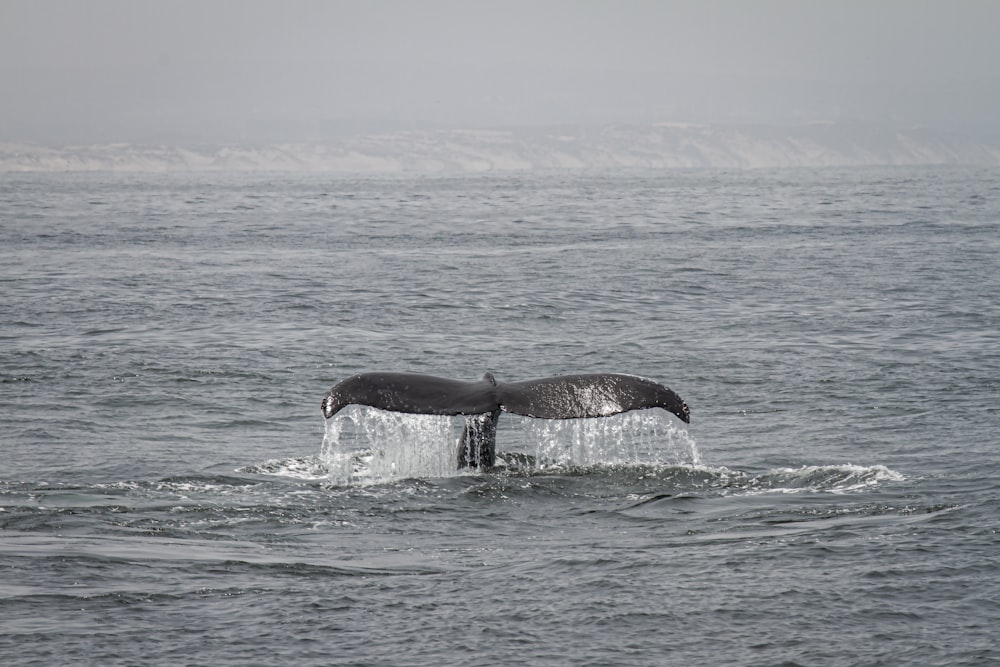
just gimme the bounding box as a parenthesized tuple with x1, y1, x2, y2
(320, 371, 690, 470)
(458, 409, 500, 469)
(498, 373, 689, 424)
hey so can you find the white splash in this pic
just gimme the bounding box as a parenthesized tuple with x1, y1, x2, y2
(512, 410, 699, 469)
(320, 406, 697, 484)
(321, 406, 463, 486)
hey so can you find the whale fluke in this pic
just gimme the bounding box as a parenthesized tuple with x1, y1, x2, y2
(321, 372, 501, 418)
(321, 372, 690, 470)
(497, 373, 689, 421)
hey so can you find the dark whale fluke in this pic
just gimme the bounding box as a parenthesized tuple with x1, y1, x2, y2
(321, 372, 690, 470)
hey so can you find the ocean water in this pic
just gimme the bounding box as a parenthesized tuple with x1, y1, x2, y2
(1, 167, 999, 666)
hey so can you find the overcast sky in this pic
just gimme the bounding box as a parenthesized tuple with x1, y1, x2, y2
(2, 0, 998, 144)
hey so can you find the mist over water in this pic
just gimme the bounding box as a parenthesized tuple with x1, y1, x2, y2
(3, 2, 1000, 144)
(2, 167, 999, 665)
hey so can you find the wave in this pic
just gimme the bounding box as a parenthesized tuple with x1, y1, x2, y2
(237, 456, 330, 480)
(238, 453, 903, 497)
(227, 403, 908, 496)
(732, 463, 905, 494)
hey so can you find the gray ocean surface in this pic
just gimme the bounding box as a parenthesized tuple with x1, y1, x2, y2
(2, 167, 999, 666)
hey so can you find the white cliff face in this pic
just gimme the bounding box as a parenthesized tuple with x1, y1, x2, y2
(2, 122, 999, 172)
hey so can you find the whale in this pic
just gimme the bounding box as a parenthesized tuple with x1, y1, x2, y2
(321, 372, 690, 470)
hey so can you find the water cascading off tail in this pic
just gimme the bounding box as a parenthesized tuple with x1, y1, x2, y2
(321, 406, 698, 485)
(321, 407, 463, 485)
(514, 409, 700, 469)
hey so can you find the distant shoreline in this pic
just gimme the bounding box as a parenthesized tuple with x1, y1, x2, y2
(3, 121, 998, 172)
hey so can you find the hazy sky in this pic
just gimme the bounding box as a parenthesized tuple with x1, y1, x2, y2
(2, 0, 999, 144)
